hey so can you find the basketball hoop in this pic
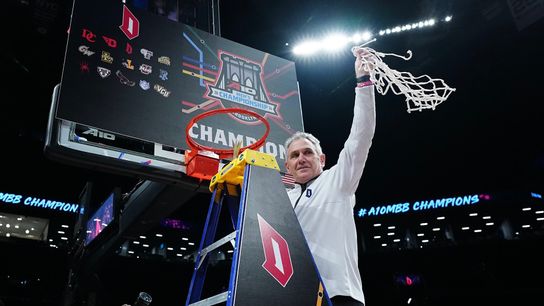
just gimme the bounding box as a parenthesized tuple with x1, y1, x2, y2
(184, 108, 271, 181)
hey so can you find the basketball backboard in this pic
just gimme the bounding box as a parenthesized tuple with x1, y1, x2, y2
(47, 0, 303, 185)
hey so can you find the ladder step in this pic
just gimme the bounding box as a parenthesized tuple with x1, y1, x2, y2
(188, 291, 229, 306)
(197, 231, 237, 269)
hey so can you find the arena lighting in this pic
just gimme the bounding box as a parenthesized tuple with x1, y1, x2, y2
(292, 31, 373, 56)
(292, 41, 321, 56)
(377, 16, 452, 36)
(322, 33, 350, 52)
(292, 15, 453, 56)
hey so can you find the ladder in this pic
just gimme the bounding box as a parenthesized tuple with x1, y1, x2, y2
(185, 150, 332, 306)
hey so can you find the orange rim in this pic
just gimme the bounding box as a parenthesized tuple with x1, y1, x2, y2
(185, 108, 270, 157)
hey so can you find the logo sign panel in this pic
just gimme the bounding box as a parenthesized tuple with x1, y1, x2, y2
(55, 0, 303, 172)
(257, 214, 294, 287)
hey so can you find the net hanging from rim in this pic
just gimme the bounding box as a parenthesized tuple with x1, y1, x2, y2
(352, 39, 456, 113)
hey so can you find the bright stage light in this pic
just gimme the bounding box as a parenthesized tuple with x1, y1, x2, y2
(351, 33, 363, 43)
(361, 31, 372, 41)
(322, 33, 350, 52)
(293, 41, 321, 55)
(292, 15, 452, 57)
(292, 31, 373, 56)
(352, 31, 373, 43)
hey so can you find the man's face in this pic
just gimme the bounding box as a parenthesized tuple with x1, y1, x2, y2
(285, 138, 325, 184)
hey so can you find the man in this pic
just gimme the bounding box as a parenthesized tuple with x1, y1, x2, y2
(284, 48, 376, 306)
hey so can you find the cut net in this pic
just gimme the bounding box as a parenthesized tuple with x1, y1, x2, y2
(352, 40, 456, 113)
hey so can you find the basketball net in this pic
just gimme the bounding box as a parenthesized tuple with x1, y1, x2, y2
(352, 39, 456, 113)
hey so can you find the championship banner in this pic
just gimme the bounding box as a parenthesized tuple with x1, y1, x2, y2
(56, 0, 303, 171)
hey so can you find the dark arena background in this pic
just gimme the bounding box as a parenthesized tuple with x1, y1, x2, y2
(1, 0, 543, 306)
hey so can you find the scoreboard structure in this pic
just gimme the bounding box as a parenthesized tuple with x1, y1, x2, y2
(46, 0, 304, 185)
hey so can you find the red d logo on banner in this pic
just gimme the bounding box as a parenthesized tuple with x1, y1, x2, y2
(257, 214, 294, 287)
(119, 5, 140, 40)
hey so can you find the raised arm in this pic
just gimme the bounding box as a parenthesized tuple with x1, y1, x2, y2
(332, 49, 377, 194)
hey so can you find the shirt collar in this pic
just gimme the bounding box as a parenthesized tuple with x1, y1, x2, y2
(295, 173, 321, 191)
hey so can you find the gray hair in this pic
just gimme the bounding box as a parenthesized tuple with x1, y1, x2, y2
(284, 131, 323, 155)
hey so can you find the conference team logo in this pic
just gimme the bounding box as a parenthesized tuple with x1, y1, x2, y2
(257, 214, 293, 287)
(119, 5, 140, 40)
